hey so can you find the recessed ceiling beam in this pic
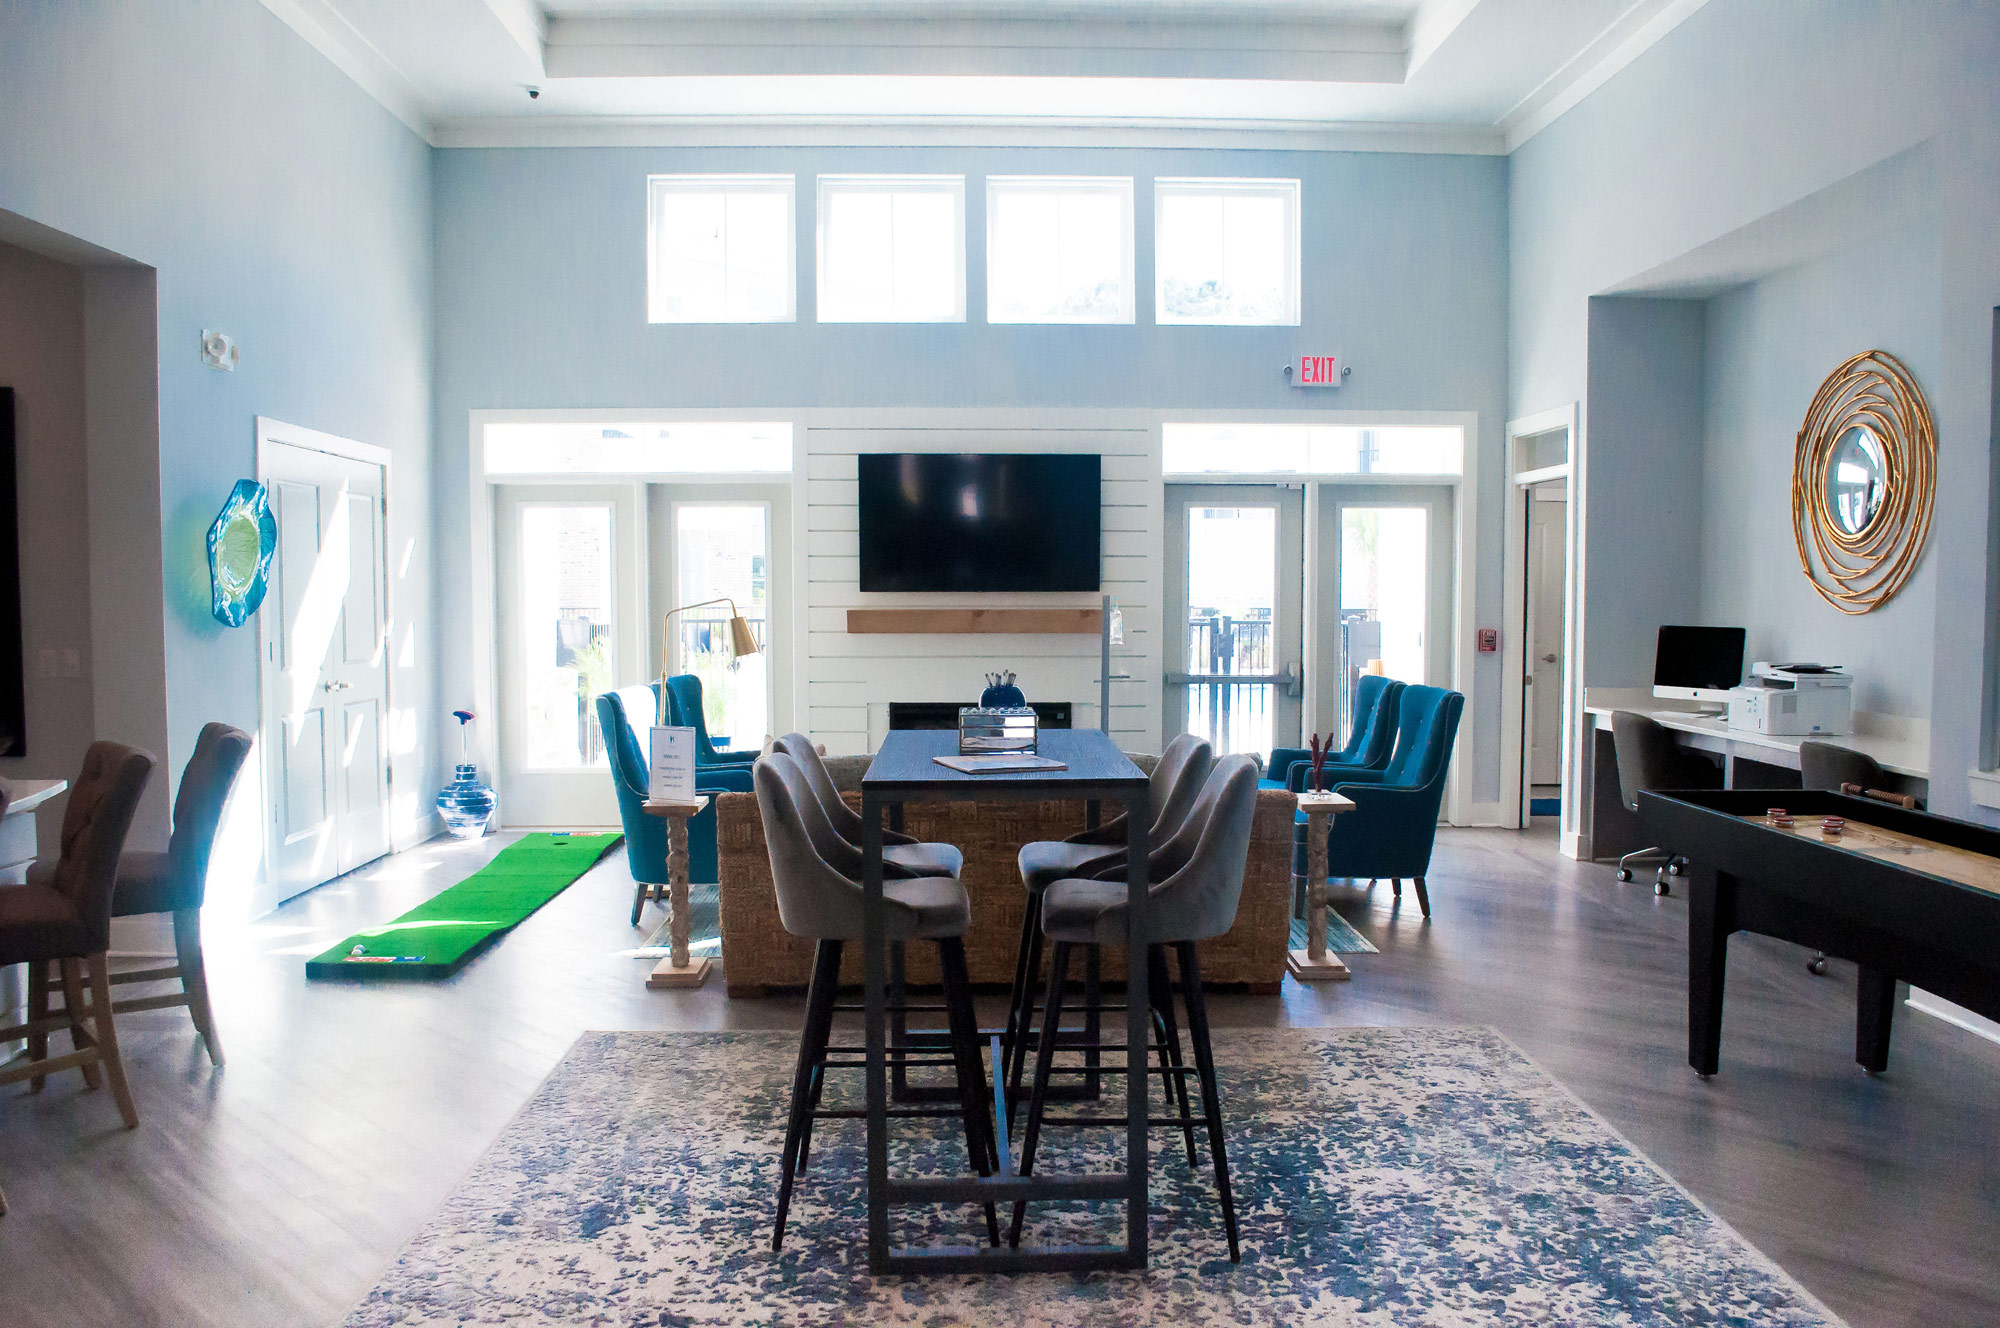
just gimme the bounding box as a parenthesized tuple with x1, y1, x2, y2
(544, 13, 1409, 83)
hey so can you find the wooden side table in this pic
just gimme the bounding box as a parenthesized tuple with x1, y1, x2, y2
(640, 794, 713, 989)
(1288, 789, 1358, 984)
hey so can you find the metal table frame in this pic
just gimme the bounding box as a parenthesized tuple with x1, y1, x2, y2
(861, 728, 1151, 1275)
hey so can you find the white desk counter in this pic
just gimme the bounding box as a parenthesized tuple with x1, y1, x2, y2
(1574, 690, 1928, 862)
(1, 779, 69, 1057)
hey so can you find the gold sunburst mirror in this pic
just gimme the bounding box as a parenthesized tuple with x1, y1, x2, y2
(1792, 349, 1935, 614)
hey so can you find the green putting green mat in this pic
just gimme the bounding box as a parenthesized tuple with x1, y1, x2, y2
(307, 832, 622, 980)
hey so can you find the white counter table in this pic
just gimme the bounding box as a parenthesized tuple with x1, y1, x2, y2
(1575, 689, 1928, 862)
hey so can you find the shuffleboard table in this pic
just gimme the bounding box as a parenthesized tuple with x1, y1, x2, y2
(1637, 788, 2000, 1077)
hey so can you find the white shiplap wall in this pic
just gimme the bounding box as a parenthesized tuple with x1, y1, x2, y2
(800, 424, 1162, 755)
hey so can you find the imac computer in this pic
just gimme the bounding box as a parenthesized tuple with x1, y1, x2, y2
(1652, 625, 1747, 708)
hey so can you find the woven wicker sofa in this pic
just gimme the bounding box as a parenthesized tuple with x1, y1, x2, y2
(713, 752, 1296, 995)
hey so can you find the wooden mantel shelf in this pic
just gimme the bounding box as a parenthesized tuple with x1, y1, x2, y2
(846, 607, 1103, 635)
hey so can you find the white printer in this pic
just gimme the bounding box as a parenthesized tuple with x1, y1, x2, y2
(1726, 663, 1852, 736)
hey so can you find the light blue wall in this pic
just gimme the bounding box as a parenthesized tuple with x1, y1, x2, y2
(1510, 0, 2000, 815)
(432, 145, 1513, 796)
(1581, 297, 1706, 692)
(1701, 222, 1942, 718)
(0, 0, 438, 851)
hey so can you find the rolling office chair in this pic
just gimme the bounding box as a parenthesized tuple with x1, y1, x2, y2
(1798, 740, 1921, 975)
(1609, 710, 1722, 896)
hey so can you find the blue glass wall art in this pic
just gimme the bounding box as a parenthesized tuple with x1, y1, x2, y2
(208, 479, 278, 628)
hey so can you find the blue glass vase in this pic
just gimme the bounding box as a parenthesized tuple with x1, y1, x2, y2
(437, 762, 496, 838)
(980, 683, 1026, 708)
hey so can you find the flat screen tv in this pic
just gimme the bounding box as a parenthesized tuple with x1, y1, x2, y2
(858, 453, 1100, 593)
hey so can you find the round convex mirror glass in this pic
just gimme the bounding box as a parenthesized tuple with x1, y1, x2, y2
(1825, 424, 1888, 536)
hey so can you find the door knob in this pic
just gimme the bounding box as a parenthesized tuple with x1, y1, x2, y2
(1540, 653, 1559, 664)
(323, 680, 352, 693)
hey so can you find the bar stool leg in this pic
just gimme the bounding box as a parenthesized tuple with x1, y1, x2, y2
(1176, 941, 1239, 1262)
(937, 937, 1001, 1245)
(772, 939, 841, 1251)
(1008, 940, 1073, 1247)
(1149, 944, 1198, 1168)
(1005, 911, 1046, 1125)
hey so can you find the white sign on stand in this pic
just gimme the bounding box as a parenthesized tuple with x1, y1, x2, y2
(650, 726, 697, 802)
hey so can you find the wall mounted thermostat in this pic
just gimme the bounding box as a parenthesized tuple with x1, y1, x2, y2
(201, 330, 238, 371)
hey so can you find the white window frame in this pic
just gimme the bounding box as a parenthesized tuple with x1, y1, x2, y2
(985, 175, 1136, 325)
(816, 174, 967, 324)
(1154, 177, 1303, 327)
(646, 173, 797, 324)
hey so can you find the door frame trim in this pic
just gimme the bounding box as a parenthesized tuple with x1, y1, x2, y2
(1499, 404, 1579, 834)
(251, 417, 397, 915)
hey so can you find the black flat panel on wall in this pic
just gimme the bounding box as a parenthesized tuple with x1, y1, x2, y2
(0, 390, 23, 755)
(857, 452, 1101, 593)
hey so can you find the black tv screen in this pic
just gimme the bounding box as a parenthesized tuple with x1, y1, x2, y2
(858, 453, 1101, 593)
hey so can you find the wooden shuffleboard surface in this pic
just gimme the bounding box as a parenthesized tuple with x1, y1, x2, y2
(1738, 814, 2000, 899)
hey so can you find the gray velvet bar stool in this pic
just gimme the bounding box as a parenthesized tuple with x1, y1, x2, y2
(1011, 754, 1261, 1262)
(1003, 733, 1213, 1113)
(753, 753, 999, 1251)
(773, 733, 963, 878)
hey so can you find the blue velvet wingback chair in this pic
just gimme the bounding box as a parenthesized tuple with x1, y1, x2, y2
(1265, 675, 1405, 791)
(663, 674, 760, 768)
(599, 684, 749, 925)
(1295, 684, 1464, 922)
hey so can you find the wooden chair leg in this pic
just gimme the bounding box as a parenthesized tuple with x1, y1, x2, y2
(86, 954, 138, 1129)
(27, 959, 49, 1093)
(1412, 876, 1432, 920)
(172, 909, 224, 1067)
(57, 958, 101, 1091)
(630, 875, 651, 927)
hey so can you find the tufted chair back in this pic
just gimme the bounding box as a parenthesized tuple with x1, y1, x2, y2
(53, 742, 156, 951)
(166, 724, 252, 910)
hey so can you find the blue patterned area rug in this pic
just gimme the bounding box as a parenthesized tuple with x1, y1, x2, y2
(347, 1028, 1843, 1327)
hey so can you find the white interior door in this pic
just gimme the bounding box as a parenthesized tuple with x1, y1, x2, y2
(1526, 482, 1568, 789)
(259, 439, 391, 899)
(494, 483, 646, 827)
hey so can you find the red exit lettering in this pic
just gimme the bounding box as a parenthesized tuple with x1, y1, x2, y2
(1294, 355, 1341, 387)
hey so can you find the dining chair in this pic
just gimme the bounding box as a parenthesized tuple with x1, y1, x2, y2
(753, 752, 998, 1250)
(0, 742, 157, 1140)
(98, 722, 250, 1066)
(772, 733, 963, 878)
(1010, 754, 1262, 1262)
(1003, 732, 1212, 1109)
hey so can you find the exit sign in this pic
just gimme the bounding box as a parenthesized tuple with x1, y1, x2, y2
(1293, 354, 1343, 387)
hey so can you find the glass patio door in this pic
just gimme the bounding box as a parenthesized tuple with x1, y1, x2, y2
(1164, 484, 1305, 757)
(660, 497, 773, 752)
(1313, 485, 1454, 744)
(494, 483, 646, 827)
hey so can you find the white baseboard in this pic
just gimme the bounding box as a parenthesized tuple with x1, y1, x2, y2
(1907, 988, 2000, 1046)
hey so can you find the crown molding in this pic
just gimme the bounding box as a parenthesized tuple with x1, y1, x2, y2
(431, 113, 1507, 155)
(258, 0, 435, 141)
(1500, 0, 1708, 152)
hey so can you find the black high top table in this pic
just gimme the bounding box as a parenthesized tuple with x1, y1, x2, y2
(860, 727, 1152, 1274)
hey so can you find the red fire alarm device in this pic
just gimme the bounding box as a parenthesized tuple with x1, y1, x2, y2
(1477, 628, 1499, 653)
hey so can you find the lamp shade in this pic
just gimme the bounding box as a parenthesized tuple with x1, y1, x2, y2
(728, 614, 759, 657)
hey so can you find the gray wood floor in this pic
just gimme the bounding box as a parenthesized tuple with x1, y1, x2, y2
(2, 823, 1996, 1327)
